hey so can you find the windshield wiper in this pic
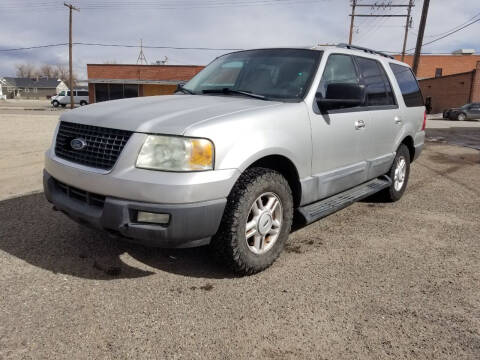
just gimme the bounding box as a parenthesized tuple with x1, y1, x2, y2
(202, 88, 269, 100)
(176, 87, 195, 95)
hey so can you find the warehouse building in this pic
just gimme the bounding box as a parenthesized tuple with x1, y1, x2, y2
(87, 64, 204, 104)
(395, 50, 480, 113)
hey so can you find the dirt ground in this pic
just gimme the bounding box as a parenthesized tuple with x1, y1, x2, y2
(0, 100, 479, 359)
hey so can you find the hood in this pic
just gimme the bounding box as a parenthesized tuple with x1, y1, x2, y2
(59, 95, 281, 135)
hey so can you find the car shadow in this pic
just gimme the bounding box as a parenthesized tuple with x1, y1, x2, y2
(0, 193, 235, 280)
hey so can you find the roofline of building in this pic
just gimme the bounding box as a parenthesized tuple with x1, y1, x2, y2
(88, 79, 185, 85)
(87, 64, 204, 68)
(418, 69, 475, 81)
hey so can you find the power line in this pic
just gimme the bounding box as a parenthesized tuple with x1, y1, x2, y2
(0, 42, 243, 52)
(407, 16, 480, 52)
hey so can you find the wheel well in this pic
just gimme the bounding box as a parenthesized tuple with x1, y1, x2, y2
(401, 136, 415, 162)
(248, 155, 302, 207)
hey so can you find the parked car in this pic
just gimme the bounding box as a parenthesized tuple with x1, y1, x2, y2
(51, 89, 89, 108)
(43, 44, 425, 274)
(443, 103, 480, 121)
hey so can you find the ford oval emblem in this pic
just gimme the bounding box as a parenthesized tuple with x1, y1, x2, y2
(70, 138, 87, 150)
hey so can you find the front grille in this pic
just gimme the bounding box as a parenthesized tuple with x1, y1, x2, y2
(54, 178, 105, 208)
(55, 121, 133, 170)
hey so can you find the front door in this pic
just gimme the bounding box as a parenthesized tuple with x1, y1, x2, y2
(308, 53, 369, 202)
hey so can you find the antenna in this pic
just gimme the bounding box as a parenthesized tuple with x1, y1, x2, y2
(136, 39, 148, 65)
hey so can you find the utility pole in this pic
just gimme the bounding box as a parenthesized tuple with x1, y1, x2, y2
(64, 3, 79, 110)
(401, 0, 414, 61)
(412, 0, 430, 76)
(348, 0, 357, 45)
(349, 2, 413, 46)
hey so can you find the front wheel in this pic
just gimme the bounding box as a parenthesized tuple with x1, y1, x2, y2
(457, 112, 466, 121)
(210, 167, 293, 275)
(379, 144, 411, 202)
(52, 100, 59, 108)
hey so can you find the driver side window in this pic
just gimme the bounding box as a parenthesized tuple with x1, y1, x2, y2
(318, 54, 360, 98)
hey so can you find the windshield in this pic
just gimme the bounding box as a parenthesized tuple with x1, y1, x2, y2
(58, 91, 65, 96)
(183, 49, 322, 101)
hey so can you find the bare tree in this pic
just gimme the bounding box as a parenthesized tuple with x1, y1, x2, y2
(54, 64, 77, 88)
(38, 64, 55, 78)
(15, 63, 37, 78)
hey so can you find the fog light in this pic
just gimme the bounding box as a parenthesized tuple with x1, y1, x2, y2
(137, 211, 170, 225)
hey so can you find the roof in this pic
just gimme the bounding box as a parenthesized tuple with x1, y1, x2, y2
(1, 77, 61, 89)
(87, 64, 204, 83)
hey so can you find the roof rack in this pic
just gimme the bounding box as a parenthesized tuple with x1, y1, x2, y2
(336, 43, 394, 59)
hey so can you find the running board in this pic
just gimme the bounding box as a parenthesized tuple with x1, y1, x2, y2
(298, 176, 392, 224)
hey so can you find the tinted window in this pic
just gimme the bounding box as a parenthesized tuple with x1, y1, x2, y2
(355, 57, 394, 106)
(94, 84, 108, 102)
(389, 63, 424, 107)
(317, 54, 359, 99)
(78, 91, 88, 96)
(124, 84, 139, 98)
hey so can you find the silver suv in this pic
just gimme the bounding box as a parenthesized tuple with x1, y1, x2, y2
(44, 45, 426, 274)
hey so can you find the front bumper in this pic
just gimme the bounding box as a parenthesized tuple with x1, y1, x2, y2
(43, 170, 227, 248)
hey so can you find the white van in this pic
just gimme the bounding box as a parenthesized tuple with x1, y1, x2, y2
(51, 90, 89, 107)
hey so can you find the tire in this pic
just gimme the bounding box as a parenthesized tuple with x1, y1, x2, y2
(210, 167, 293, 275)
(457, 112, 466, 121)
(52, 100, 59, 108)
(379, 144, 411, 202)
(80, 100, 87, 106)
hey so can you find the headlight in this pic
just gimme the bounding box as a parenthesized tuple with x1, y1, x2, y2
(136, 135, 214, 171)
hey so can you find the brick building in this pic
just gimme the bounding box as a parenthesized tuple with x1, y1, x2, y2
(394, 50, 480, 79)
(393, 50, 480, 113)
(87, 64, 204, 103)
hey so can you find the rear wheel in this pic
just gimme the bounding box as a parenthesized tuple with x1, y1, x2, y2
(210, 167, 293, 275)
(379, 144, 410, 202)
(80, 100, 87, 106)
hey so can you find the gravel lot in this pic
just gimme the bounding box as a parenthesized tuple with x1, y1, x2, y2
(0, 100, 479, 359)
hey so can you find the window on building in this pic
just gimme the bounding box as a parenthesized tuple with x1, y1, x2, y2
(124, 84, 139, 98)
(94, 83, 139, 102)
(95, 84, 109, 102)
(389, 63, 424, 107)
(355, 56, 395, 106)
(435, 68, 443, 77)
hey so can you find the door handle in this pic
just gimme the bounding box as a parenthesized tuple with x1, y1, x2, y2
(355, 120, 365, 130)
(394, 116, 402, 124)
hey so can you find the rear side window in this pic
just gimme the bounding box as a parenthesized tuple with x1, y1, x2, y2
(78, 91, 88, 96)
(389, 63, 424, 107)
(355, 57, 395, 106)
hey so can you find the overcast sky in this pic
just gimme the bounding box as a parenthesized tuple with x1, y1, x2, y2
(0, 0, 479, 79)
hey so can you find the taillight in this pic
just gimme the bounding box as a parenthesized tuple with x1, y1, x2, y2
(421, 110, 427, 130)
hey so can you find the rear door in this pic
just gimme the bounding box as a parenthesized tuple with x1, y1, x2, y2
(354, 56, 399, 179)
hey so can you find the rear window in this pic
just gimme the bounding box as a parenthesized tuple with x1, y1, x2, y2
(389, 63, 424, 107)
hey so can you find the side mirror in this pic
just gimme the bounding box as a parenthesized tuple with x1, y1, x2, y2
(175, 82, 186, 93)
(316, 83, 365, 111)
